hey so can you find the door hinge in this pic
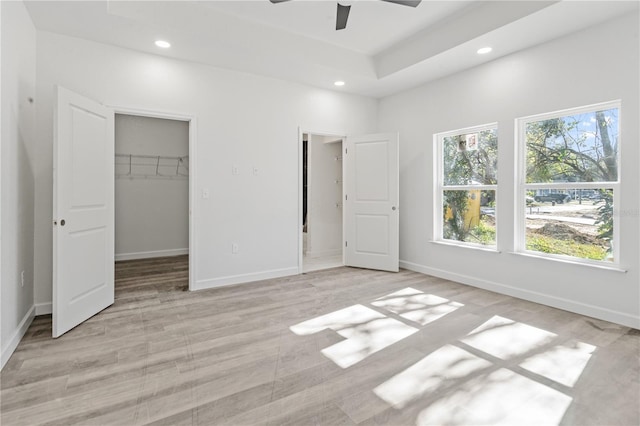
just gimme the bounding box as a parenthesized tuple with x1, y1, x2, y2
(345, 194, 348, 201)
(345, 148, 348, 154)
(345, 241, 348, 247)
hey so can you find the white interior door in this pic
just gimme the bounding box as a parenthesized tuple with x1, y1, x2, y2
(53, 86, 114, 338)
(344, 132, 399, 272)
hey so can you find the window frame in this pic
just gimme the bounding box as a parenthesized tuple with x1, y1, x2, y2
(515, 100, 621, 266)
(433, 122, 499, 249)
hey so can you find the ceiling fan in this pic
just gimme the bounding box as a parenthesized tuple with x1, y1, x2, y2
(269, 0, 422, 31)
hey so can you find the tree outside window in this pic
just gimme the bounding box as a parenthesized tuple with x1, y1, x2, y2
(436, 125, 498, 247)
(520, 102, 620, 263)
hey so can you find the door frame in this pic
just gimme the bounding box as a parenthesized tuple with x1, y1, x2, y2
(297, 127, 346, 274)
(111, 105, 197, 291)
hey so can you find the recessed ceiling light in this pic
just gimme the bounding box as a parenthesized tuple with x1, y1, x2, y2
(334, 81, 345, 87)
(477, 47, 492, 55)
(155, 40, 171, 49)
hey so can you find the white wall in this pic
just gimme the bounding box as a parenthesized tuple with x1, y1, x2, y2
(33, 31, 378, 306)
(307, 135, 343, 257)
(115, 114, 189, 260)
(378, 14, 640, 328)
(1, 0, 37, 368)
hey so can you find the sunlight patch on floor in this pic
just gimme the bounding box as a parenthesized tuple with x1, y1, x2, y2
(373, 314, 595, 424)
(289, 300, 595, 423)
(290, 304, 384, 336)
(290, 304, 418, 368)
(371, 287, 464, 326)
(374, 344, 491, 409)
(322, 317, 418, 368)
(461, 315, 557, 360)
(519, 340, 596, 387)
(416, 367, 573, 425)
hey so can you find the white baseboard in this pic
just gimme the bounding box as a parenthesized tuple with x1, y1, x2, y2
(1, 305, 35, 370)
(400, 260, 640, 329)
(195, 267, 299, 291)
(115, 248, 188, 261)
(35, 302, 52, 315)
(305, 249, 342, 259)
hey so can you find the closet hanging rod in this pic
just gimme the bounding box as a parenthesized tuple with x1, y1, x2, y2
(115, 153, 189, 161)
(115, 153, 189, 179)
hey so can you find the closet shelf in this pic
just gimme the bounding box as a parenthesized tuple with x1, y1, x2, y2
(115, 153, 189, 180)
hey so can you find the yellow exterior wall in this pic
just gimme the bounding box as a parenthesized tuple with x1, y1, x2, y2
(444, 190, 481, 228)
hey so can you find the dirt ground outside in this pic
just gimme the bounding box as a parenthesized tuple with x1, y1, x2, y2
(524, 200, 608, 249)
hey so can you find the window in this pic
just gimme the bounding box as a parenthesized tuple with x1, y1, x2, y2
(517, 101, 620, 263)
(435, 124, 498, 248)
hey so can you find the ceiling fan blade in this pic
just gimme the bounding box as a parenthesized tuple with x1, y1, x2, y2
(269, 0, 291, 3)
(380, 0, 422, 7)
(336, 3, 351, 30)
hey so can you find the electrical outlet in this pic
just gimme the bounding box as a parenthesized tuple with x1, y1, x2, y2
(232, 243, 239, 254)
(202, 188, 210, 199)
(21, 270, 24, 287)
(232, 165, 239, 175)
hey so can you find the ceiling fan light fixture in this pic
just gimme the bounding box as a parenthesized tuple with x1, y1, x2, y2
(477, 47, 492, 55)
(155, 40, 171, 49)
(334, 81, 346, 87)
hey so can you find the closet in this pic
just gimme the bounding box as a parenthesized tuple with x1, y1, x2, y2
(114, 114, 189, 261)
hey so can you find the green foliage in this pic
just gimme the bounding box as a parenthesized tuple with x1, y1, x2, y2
(526, 235, 607, 260)
(442, 129, 497, 243)
(468, 221, 496, 245)
(526, 109, 618, 183)
(594, 189, 613, 245)
(443, 129, 498, 185)
(443, 191, 469, 241)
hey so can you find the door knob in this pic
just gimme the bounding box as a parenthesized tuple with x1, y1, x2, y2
(392, 206, 397, 211)
(60, 219, 66, 226)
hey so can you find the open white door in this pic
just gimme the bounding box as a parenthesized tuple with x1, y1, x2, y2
(344, 132, 399, 272)
(53, 86, 114, 338)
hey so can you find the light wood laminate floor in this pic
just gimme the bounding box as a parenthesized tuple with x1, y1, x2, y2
(303, 254, 343, 273)
(2, 255, 638, 425)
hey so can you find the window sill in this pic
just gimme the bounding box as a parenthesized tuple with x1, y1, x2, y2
(509, 251, 627, 273)
(430, 240, 500, 253)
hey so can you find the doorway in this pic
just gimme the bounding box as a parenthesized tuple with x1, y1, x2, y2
(114, 114, 190, 293)
(53, 86, 198, 337)
(301, 132, 345, 272)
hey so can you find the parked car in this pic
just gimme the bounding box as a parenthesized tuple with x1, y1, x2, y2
(525, 195, 535, 205)
(533, 193, 571, 204)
